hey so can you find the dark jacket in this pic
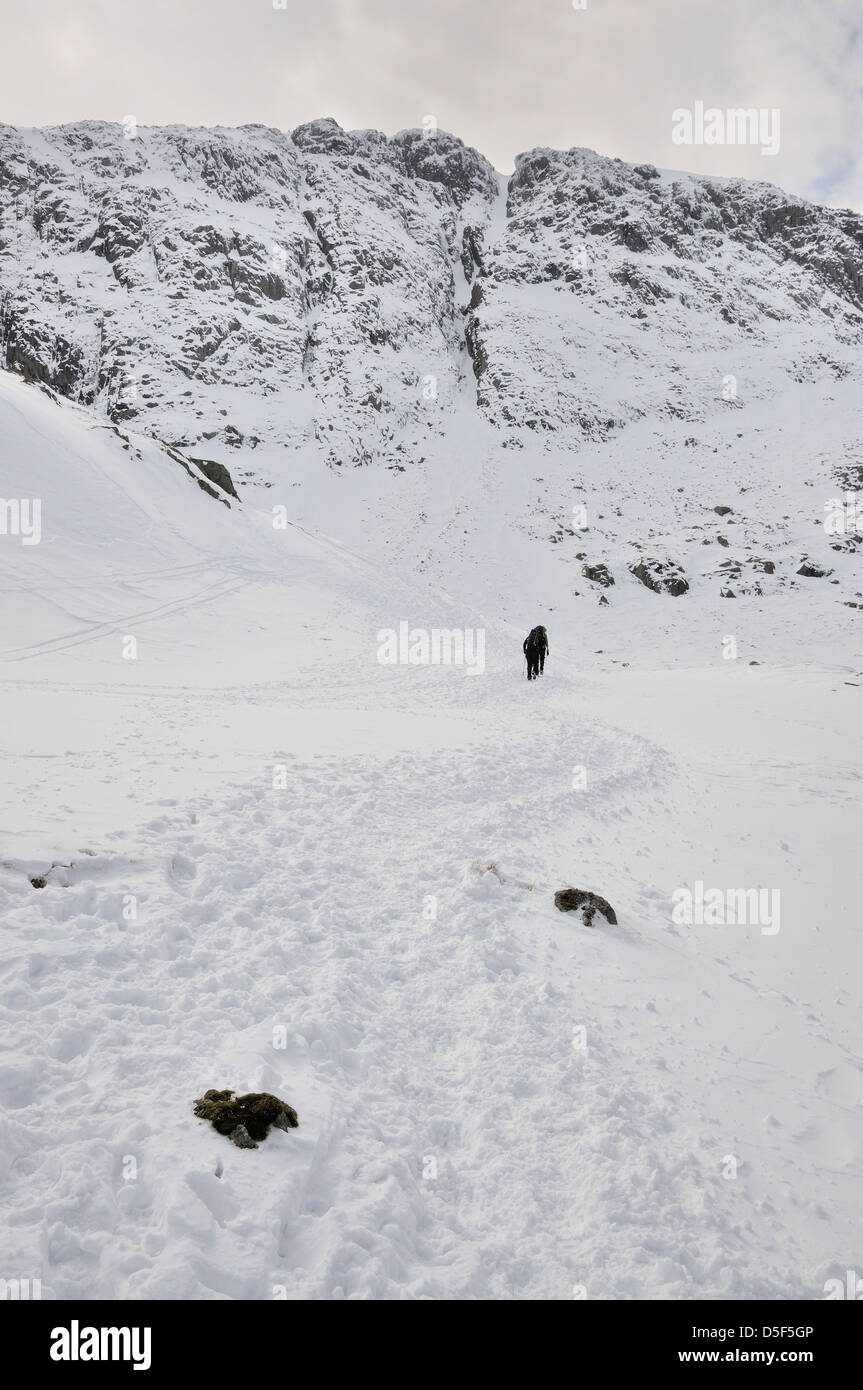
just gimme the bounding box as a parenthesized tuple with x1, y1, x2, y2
(523, 626, 549, 654)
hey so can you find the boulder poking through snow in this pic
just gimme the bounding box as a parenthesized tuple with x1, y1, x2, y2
(582, 562, 615, 587)
(554, 888, 618, 926)
(629, 558, 689, 597)
(193, 1089, 298, 1148)
(188, 457, 239, 500)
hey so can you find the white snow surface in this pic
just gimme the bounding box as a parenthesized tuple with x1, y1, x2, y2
(0, 366, 861, 1301)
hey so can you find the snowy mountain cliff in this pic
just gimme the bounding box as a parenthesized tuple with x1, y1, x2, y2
(2, 117, 863, 618)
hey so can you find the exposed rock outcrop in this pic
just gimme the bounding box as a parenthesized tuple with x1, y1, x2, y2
(554, 888, 618, 926)
(188, 456, 239, 500)
(630, 558, 689, 597)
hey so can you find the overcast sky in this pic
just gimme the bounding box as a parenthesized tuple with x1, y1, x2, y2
(3, 0, 862, 209)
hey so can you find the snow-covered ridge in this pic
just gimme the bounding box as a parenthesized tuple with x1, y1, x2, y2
(2, 117, 863, 466)
(2, 118, 863, 616)
(0, 118, 498, 468)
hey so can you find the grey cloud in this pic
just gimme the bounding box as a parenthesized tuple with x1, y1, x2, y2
(1, 0, 862, 208)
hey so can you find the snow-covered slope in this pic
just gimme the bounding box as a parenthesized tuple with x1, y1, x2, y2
(0, 369, 861, 1300)
(1, 122, 862, 1299)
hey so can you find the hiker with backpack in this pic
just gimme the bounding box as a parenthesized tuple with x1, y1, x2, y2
(523, 625, 549, 680)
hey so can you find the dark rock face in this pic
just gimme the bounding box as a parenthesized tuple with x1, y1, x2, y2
(554, 888, 618, 926)
(630, 558, 689, 596)
(1, 303, 85, 395)
(583, 562, 615, 587)
(462, 224, 485, 281)
(156, 443, 232, 506)
(291, 117, 357, 158)
(391, 128, 499, 208)
(188, 457, 239, 500)
(797, 560, 832, 578)
(464, 313, 489, 380)
(714, 505, 733, 516)
(193, 1089, 299, 1148)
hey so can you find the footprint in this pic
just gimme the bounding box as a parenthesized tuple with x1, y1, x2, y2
(169, 854, 198, 883)
(185, 1171, 239, 1225)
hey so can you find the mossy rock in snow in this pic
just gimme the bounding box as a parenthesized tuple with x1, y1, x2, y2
(554, 888, 618, 926)
(193, 1089, 298, 1148)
